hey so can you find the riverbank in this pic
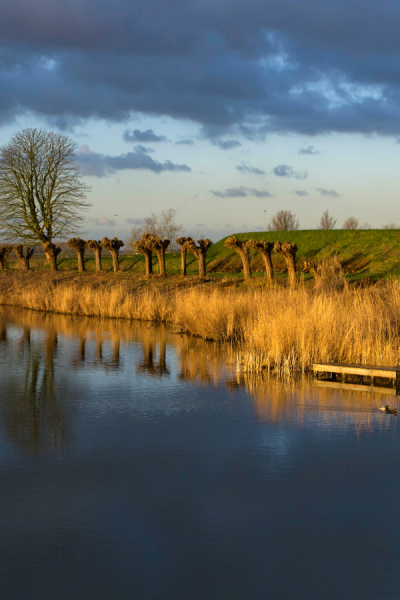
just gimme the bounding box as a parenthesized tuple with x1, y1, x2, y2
(1, 271, 400, 374)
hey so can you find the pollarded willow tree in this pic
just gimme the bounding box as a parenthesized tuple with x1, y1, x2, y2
(274, 241, 298, 287)
(13, 245, 35, 270)
(100, 237, 124, 274)
(185, 238, 213, 279)
(85, 239, 103, 273)
(0, 129, 91, 271)
(134, 237, 153, 278)
(68, 237, 86, 272)
(176, 236, 192, 276)
(142, 233, 170, 276)
(246, 240, 274, 281)
(224, 236, 252, 280)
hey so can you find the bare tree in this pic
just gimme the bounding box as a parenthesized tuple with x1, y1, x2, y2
(383, 223, 400, 229)
(343, 217, 359, 230)
(159, 209, 183, 246)
(125, 226, 145, 252)
(0, 129, 91, 270)
(268, 210, 299, 231)
(127, 209, 182, 252)
(319, 210, 337, 230)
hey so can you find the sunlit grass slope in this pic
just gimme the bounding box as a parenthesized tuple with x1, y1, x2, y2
(207, 229, 400, 280)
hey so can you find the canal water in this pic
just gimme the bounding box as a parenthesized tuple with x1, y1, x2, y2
(0, 307, 399, 600)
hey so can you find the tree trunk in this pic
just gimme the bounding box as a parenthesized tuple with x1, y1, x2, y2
(43, 243, 61, 271)
(274, 242, 298, 288)
(286, 256, 297, 287)
(77, 249, 85, 272)
(94, 247, 102, 272)
(198, 250, 206, 279)
(261, 251, 274, 281)
(49, 251, 58, 272)
(237, 249, 252, 280)
(13, 245, 34, 270)
(111, 249, 119, 273)
(144, 250, 153, 278)
(180, 247, 187, 276)
(0, 247, 12, 270)
(156, 248, 166, 275)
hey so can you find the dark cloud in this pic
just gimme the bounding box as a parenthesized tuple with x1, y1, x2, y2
(273, 164, 308, 179)
(1, 0, 400, 136)
(123, 129, 168, 143)
(93, 216, 115, 226)
(77, 145, 191, 177)
(316, 187, 341, 197)
(298, 145, 320, 155)
(126, 217, 145, 225)
(133, 145, 155, 153)
(212, 139, 242, 150)
(210, 186, 272, 198)
(236, 162, 266, 175)
(293, 190, 308, 196)
(175, 139, 194, 145)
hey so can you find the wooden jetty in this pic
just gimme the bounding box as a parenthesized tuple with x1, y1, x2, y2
(313, 362, 400, 390)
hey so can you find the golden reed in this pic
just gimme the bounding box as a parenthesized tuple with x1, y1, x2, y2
(1, 272, 400, 373)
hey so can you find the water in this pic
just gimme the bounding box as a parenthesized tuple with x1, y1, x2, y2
(0, 307, 399, 600)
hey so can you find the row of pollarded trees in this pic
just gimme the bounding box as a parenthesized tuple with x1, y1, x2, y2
(134, 233, 213, 278)
(225, 236, 299, 286)
(67, 237, 124, 273)
(0, 237, 124, 273)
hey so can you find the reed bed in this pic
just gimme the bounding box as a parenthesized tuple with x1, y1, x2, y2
(1, 272, 400, 374)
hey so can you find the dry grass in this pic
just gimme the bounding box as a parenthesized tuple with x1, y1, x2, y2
(1, 271, 400, 374)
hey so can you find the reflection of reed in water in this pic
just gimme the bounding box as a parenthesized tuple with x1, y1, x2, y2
(0, 328, 70, 453)
(225, 372, 399, 434)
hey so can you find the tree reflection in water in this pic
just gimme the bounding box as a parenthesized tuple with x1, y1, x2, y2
(0, 326, 70, 454)
(136, 329, 169, 377)
(0, 305, 398, 456)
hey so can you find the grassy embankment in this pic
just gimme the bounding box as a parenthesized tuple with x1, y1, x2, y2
(4, 229, 400, 281)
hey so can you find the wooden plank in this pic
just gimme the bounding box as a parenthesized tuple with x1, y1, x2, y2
(314, 380, 398, 396)
(313, 362, 400, 379)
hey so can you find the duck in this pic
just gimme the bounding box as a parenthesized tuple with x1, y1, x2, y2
(378, 405, 398, 414)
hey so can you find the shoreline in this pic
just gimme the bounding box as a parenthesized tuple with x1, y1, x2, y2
(1, 271, 400, 375)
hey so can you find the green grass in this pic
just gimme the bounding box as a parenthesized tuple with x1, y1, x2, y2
(4, 229, 400, 281)
(207, 229, 400, 281)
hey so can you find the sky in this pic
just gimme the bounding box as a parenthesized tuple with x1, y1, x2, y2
(1, 0, 400, 241)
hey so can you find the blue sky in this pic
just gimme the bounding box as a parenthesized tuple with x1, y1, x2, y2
(1, 0, 400, 241)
